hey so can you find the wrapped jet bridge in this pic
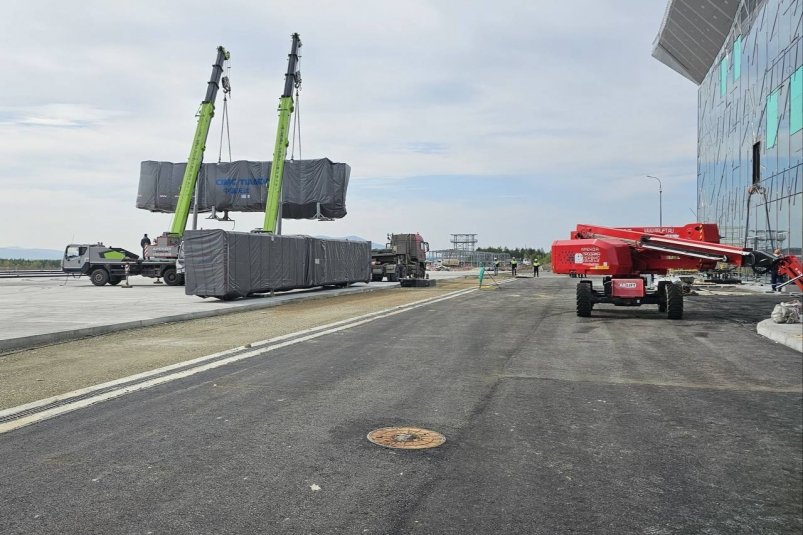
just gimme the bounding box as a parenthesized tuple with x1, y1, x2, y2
(137, 158, 350, 219)
(182, 229, 371, 300)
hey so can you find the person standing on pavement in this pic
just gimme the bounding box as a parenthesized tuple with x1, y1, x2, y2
(140, 233, 151, 257)
(511, 257, 518, 277)
(770, 248, 784, 291)
(493, 257, 500, 276)
(533, 259, 540, 277)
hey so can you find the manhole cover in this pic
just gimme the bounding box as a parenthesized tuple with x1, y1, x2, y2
(367, 427, 446, 449)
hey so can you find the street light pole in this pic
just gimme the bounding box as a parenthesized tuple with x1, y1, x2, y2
(646, 175, 663, 228)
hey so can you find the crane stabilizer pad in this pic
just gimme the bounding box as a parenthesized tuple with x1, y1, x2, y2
(400, 279, 436, 288)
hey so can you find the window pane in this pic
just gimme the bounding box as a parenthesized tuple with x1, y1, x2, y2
(720, 57, 728, 97)
(767, 90, 779, 148)
(791, 66, 802, 134)
(733, 37, 742, 80)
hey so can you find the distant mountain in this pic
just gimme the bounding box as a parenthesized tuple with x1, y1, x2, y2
(0, 247, 63, 260)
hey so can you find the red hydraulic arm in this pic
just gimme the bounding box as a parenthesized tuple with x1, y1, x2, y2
(552, 223, 803, 291)
(775, 256, 803, 291)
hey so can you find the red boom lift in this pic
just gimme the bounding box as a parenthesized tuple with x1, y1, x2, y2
(551, 223, 803, 319)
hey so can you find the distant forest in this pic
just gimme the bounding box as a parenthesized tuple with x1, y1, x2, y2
(0, 259, 61, 270)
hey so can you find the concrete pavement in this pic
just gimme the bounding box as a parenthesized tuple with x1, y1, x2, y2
(0, 275, 799, 534)
(2, 271, 799, 355)
(0, 270, 480, 353)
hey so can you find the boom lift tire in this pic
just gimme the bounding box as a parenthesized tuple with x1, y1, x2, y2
(162, 267, 180, 286)
(666, 283, 683, 320)
(576, 282, 593, 317)
(657, 281, 667, 312)
(90, 268, 110, 287)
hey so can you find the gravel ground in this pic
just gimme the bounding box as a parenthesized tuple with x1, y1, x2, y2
(0, 278, 486, 410)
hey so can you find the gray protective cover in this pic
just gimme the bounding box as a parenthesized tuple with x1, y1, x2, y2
(137, 158, 350, 219)
(183, 229, 370, 299)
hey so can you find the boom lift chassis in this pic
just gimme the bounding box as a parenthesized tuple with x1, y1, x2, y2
(552, 223, 803, 320)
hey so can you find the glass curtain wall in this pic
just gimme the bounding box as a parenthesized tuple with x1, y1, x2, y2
(698, 0, 802, 255)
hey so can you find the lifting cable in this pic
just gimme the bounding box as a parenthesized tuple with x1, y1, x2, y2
(218, 63, 233, 163)
(290, 80, 302, 161)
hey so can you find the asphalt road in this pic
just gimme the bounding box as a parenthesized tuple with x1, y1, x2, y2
(1, 276, 801, 534)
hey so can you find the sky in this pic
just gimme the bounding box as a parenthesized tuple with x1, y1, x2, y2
(0, 0, 700, 253)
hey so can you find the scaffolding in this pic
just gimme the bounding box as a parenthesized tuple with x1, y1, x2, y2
(428, 249, 510, 268)
(450, 234, 477, 253)
(428, 233, 517, 268)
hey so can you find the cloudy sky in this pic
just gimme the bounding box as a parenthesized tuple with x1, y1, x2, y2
(1, 0, 699, 252)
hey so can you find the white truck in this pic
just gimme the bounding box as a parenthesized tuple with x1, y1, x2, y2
(61, 243, 182, 286)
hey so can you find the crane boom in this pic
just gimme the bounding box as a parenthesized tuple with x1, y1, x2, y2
(262, 33, 302, 233)
(170, 46, 230, 236)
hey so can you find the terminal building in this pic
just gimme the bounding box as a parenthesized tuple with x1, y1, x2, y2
(653, 0, 802, 255)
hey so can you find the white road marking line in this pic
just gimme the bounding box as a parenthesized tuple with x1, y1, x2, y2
(0, 287, 476, 434)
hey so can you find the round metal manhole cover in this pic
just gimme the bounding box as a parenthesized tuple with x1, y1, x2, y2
(367, 427, 446, 449)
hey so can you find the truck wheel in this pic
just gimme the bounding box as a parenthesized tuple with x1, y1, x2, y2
(162, 268, 179, 286)
(372, 274, 383, 282)
(666, 283, 683, 320)
(90, 268, 110, 286)
(388, 274, 399, 282)
(577, 282, 592, 317)
(108, 276, 122, 286)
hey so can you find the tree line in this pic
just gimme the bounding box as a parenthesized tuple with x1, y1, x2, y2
(0, 259, 61, 270)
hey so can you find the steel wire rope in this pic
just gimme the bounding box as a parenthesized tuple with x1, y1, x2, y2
(290, 86, 302, 161)
(218, 63, 233, 163)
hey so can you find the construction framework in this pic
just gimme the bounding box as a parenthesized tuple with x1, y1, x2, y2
(429, 249, 509, 268)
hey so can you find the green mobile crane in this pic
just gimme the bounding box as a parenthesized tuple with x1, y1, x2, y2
(150, 45, 231, 261)
(261, 33, 302, 233)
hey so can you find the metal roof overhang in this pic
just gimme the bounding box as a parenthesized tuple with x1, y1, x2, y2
(652, 0, 741, 84)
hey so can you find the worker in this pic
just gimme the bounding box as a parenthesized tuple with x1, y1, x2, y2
(140, 233, 151, 257)
(533, 258, 540, 278)
(493, 257, 500, 276)
(511, 257, 518, 277)
(770, 248, 784, 291)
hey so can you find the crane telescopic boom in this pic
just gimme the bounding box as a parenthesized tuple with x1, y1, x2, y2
(170, 45, 230, 236)
(262, 33, 302, 233)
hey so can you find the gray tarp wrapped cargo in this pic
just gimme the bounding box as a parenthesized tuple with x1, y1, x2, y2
(183, 229, 370, 299)
(137, 158, 350, 219)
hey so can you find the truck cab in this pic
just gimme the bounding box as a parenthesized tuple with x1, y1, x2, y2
(370, 233, 430, 282)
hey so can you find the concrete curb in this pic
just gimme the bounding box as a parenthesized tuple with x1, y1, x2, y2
(0, 284, 397, 354)
(756, 319, 803, 353)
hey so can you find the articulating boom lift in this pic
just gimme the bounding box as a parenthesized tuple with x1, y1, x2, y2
(261, 33, 302, 233)
(551, 223, 803, 319)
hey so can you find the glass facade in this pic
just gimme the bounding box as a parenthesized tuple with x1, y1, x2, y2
(697, 0, 803, 255)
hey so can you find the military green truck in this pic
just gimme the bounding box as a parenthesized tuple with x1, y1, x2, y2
(61, 243, 183, 286)
(371, 233, 429, 282)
